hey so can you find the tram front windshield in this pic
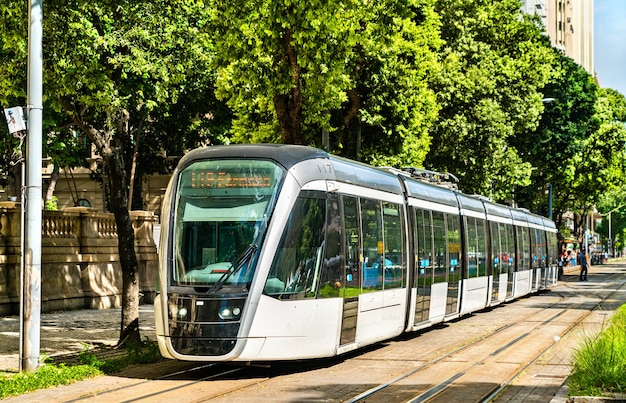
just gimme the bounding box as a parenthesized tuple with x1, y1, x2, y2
(173, 159, 284, 289)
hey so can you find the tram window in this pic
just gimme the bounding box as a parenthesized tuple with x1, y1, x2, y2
(265, 191, 327, 300)
(504, 223, 515, 269)
(547, 232, 557, 265)
(490, 222, 502, 276)
(432, 211, 447, 284)
(467, 217, 487, 277)
(343, 196, 361, 294)
(317, 193, 343, 298)
(531, 228, 541, 268)
(361, 199, 383, 291)
(517, 226, 531, 271)
(447, 213, 461, 279)
(466, 217, 479, 278)
(414, 208, 434, 286)
(413, 207, 434, 323)
(173, 159, 284, 286)
(478, 219, 487, 276)
(534, 228, 547, 268)
(382, 202, 405, 288)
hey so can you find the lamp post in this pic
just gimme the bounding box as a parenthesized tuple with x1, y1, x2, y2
(541, 97, 555, 220)
(547, 183, 553, 220)
(21, 0, 44, 373)
(601, 205, 624, 258)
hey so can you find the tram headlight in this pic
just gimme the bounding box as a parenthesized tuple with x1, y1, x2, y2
(218, 305, 242, 320)
(169, 305, 188, 319)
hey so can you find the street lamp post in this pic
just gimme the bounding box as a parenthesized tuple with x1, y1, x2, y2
(601, 205, 624, 259)
(541, 97, 554, 221)
(548, 183, 553, 220)
(21, 0, 44, 373)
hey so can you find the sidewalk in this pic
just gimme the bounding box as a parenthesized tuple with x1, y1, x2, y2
(0, 305, 156, 373)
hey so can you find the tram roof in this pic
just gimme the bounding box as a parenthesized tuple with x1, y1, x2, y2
(177, 144, 328, 170)
(329, 155, 404, 194)
(483, 201, 511, 216)
(179, 144, 405, 194)
(542, 217, 557, 231)
(525, 212, 545, 226)
(176, 145, 556, 229)
(455, 193, 486, 213)
(400, 176, 458, 207)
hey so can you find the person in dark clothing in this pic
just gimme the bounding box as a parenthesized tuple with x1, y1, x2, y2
(557, 251, 565, 280)
(579, 249, 589, 281)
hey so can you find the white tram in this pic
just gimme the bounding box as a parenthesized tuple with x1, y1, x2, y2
(155, 144, 558, 361)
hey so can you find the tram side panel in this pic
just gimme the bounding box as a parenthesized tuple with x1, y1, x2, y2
(345, 189, 408, 348)
(246, 184, 346, 360)
(512, 223, 533, 299)
(486, 217, 516, 306)
(250, 178, 409, 358)
(544, 220, 559, 288)
(459, 212, 490, 315)
(406, 199, 462, 330)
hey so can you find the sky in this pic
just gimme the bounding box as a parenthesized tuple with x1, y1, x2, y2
(594, 0, 626, 96)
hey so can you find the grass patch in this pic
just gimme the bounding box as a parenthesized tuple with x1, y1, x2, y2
(568, 304, 626, 397)
(77, 338, 162, 374)
(0, 339, 161, 399)
(0, 363, 101, 399)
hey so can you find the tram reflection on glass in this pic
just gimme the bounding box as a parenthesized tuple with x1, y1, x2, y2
(155, 144, 558, 362)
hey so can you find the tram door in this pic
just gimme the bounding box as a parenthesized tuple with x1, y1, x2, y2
(446, 214, 461, 315)
(490, 222, 502, 301)
(413, 208, 433, 324)
(506, 224, 516, 298)
(340, 196, 360, 345)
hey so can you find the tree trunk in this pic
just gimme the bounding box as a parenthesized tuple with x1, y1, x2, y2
(274, 27, 303, 145)
(107, 142, 142, 346)
(45, 166, 60, 206)
(59, 97, 142, 345)
(128, 123, 142, 211)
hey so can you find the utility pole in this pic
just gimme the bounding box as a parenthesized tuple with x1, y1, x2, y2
(22, 0, 43, 372)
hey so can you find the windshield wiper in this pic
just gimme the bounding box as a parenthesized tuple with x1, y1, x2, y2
(206, 244, 258, 294)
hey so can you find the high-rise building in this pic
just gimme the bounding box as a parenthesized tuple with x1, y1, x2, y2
(522, 0, 594, 74)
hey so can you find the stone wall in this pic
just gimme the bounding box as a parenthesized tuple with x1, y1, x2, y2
(0, 203, 158, 316)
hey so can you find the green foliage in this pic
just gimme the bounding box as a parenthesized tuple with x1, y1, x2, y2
(44, 196, 59, 211)
(568, 304, 626, 396)
(516, 60, 626, 239)
(1, 0, 229, 343)
(0, 0, 226, 197)
(210, 0, 359, 144)
(78, 339, 162, 374)
(0, 364, 101, 399)
(0, 340, 161, 399)
(343, 0, 441, 166)
(426, 0, 557, 200)
(514, 51, 600, 225)
(210, 0, 441, 167)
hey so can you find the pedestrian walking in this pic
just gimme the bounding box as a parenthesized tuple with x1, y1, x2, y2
(557, 251, 566, 280)
(579, 249, 589, 281)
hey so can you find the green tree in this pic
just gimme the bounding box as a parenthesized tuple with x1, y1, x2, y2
(513, 52, 599, 227)
(209, 0, 441, 166)
(594, 89, 626, 253)
(425, 0, 556, 200)
(0, 39, 85, 205)
(0, 0, 219, 344)
(515, 55, 626, 242)
(334, 0, 441, 166)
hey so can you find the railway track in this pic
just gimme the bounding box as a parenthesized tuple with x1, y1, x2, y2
(7, 266, 626, 403)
